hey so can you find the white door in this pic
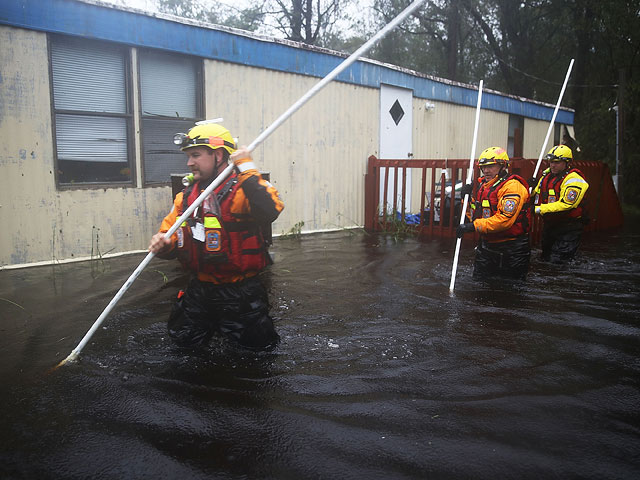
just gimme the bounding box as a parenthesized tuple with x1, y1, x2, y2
(379, 84, 413, 214)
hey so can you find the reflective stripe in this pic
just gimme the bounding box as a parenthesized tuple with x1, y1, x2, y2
(549, 189, 556, 196)
(204, 217, 221, 228)
(482, 199, 490, 207)
(236, 161, 258, 173)
(565, 177, 588, 186)
(176, 214, 188, 227)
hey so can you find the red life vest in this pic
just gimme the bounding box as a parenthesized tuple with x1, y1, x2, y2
(175, 176, 270, 279)
(535, 168, 585, 219)
(473, 173, 530, 241)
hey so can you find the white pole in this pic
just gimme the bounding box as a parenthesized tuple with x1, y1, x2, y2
(449, 80, 483, 293)
(56, 0, 428, 367)
(246, 0, 426, 152)
(531, 59, 574, 184)
(614, 104, 620, 191)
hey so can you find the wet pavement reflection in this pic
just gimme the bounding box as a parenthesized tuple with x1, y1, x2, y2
(1, 222, 639, 479)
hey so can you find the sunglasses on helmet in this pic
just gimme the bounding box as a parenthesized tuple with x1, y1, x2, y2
(545, 154, 570, 162)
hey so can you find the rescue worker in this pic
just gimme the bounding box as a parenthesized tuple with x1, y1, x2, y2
(149, 122, 284, 351)
(456, 147, 531, 280)
(530, 145, 589, 263)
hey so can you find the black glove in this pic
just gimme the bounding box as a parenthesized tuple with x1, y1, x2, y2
(460, 183, 473, 197)
(456, 222, 475, 238)
(528, 177, 537, 188)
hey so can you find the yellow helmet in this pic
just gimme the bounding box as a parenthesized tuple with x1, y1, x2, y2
(173, 123, 237, 155)
(478, 147, 509, 167)
(545, 145, 572, 163)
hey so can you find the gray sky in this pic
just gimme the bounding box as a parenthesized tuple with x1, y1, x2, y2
(100, 0, 376, 38)
(99, 0, 242, 15)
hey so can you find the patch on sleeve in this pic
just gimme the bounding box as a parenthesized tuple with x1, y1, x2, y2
(502, 198, 517, 216)
(565, 187, 579, 204)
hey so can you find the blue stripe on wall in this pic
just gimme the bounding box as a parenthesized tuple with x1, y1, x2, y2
(0, 0, 574, 124)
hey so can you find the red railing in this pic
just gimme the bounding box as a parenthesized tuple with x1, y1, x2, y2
(364, 156, 624, 242)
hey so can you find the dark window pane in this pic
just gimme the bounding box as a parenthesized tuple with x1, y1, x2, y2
(142, 118, 193, 183)
(57, 159, 130, 184)
(139, 51, 201, 184)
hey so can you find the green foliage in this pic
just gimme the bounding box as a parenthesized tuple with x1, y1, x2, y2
(622, 154, 640, 206)
(90, 226, 114, 277)
(153, 269, 169, 284)
(90, 225, 106, 276)
(366, 0, 640, 205)
(622, 201, 640, 217)
(377, 207, 415, 242)
(281, 221, 305, 239)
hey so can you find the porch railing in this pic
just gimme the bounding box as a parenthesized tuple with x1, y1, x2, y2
(364, 156, 623, 242)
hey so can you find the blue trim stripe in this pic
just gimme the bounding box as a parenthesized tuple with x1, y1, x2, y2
(0, 0, 574, 124)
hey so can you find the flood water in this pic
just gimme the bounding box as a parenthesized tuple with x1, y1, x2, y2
(1, 221, 639, 479)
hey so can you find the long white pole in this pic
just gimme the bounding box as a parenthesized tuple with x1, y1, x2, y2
(449, 80, 483, 293)
(56, 0, 428, 367)
(531, 59, 574, 183)
(246, 0, 426, 151)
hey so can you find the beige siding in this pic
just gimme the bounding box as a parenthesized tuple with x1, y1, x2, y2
(523, 117, 554, 159)
(409, 100, 510, 207)
(0, 27, 171, 267)
(413, 100, 509, 159)
(205, 61, 379, 235)
(0, 24, 571, 267)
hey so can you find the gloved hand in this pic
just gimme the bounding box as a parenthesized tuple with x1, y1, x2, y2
(534, 206, 542, 215)
(230, 146, 257, 173)
(456, 222, 475, 238)
(528, 177, 538, 188)
(460, 183, 473, 197)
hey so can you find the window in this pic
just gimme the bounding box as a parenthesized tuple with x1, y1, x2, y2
(507, 115, 524, 158)
(554, 123, 564, 145)
(139, 51, 202, 184)
(50, 36, 132, 185)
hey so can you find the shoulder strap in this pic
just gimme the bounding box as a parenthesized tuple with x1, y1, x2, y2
(181, 183, 195, 215)
(217, 177, 238, 202)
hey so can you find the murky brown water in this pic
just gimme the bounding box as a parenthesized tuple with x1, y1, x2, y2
(1, 223, 639, 479)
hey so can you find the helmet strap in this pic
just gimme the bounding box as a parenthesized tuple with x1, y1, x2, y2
(212, 149, 230, 177)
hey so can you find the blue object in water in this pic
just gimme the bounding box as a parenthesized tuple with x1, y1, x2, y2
(396, 211, 422, 225)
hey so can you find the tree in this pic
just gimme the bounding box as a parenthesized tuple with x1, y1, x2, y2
(157, 0, 350, 46)
(159, 0, 640, 204)
(157, 0, 266, 31)
(567, 0, 640, 202)
(368, 0, 486, 83)
(368, 0, 640, 204)
(262, 0, 346, 44)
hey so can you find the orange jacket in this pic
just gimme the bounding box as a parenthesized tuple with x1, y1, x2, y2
(472, 174, 530, 241)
